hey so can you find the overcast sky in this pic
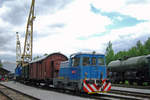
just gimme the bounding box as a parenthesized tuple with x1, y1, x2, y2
(0, 0, 150, 63)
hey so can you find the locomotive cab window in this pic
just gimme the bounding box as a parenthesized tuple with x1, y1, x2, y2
(83, 57, 90, 66)
(91, 57, 96, 66)
(98, 57, 105, 66)
(72, 57, 80, 67)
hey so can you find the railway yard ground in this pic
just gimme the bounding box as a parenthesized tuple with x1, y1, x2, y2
(0, 82, 39, 100)
(0, 81, 150, 100)
(0, 81, 93, 100)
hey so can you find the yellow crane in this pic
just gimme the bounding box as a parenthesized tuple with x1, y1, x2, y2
(22, 0, 35, 65)
(16, 32, 22, 65)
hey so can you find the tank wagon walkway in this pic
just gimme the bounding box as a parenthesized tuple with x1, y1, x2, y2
(0, 81, 93, 100)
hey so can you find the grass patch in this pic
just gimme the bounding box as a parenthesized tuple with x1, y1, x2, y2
(119, 81, 123, 84)
(125, 80, 129, 85)
(133, 82, 137, 86)
(143, 82, 148, 86)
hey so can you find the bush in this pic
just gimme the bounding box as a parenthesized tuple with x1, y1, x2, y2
(125, 80, 129, 85)
(143, 82, 148, 86)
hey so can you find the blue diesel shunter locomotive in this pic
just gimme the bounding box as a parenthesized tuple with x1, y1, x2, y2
(15, 64, 22, 80)
(54, 52, 111, 93)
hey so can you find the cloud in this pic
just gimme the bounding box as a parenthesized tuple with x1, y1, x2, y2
(0, 0, 150, 64)
(105, 21, 150, 52)
(126, 0, 148, 4)
(0, 21, 15, 52)
(0, 0, 72, 26)
(0, 0, 73, 61)
(112, 35, 149, 53)
(31, 0, 150, 57)
(118, 3, 150, 20)
(0, 0, 28, 26)
(31, 0, 112, 56)
(35, 0, 72, 15)
(49, 23, 65, 28)
(34, 0, 111, 38)
(91, 0, 150, 20)
(0, 0, 11, 7)
(0, 30, 15, 56)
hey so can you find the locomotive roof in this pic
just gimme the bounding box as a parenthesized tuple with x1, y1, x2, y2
(30, 52, 68, 64)
(71, 52, 104, 56)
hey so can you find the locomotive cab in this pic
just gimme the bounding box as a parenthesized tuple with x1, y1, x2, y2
(55, 52, 111, 93)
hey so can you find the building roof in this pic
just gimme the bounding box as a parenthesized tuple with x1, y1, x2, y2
(0, 67, 10, 75)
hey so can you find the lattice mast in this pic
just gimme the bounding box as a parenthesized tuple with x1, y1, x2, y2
(16, 32, 22, 65)
(22, 0, 35, 63)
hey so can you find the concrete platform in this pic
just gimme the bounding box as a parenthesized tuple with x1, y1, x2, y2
(0, 81, 94, 100)
(112, 86, 150, 94)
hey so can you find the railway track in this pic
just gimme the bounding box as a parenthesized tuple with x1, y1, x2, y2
(109, 90, 150, 100)
(1, 81, 150, 100)
(112, 84, 150, 89)
(25, 82, 150, 100)
(0, 83, 39, 100)
(75, 91, 150, 100)
(37, 84, 150, 100)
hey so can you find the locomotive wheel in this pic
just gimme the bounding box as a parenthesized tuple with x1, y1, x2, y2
(137, 81, 143, 86)
(129, 80, 133, 85)
(121, 80, 125, 84)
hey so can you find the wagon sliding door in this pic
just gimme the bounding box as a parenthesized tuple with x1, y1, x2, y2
(51, 61, 54, 78)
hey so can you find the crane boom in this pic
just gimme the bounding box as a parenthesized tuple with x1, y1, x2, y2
(16, 32, 22, 65)
(22, 0, 35, 63)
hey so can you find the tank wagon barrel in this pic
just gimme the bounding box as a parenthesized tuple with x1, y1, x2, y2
(108, 54, 150, 85)
(109, 56, 149, 70)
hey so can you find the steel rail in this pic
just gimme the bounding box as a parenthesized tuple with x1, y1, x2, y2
(0, 83, 39, 100)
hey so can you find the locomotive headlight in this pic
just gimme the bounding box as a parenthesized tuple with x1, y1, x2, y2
(96, 80, 100, 83)
(96, 80, 102, 84)
(84, 72, 88, 79)
(85, 72, 88, 76)
(106, 79, 110, 83)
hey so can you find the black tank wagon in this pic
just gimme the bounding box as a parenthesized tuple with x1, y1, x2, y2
(108, 54, 150, 85)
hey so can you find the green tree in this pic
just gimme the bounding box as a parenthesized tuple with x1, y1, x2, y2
(33, 56, 40, 60)
(44, 53, 48, 56)
(0, 60, 2, 68)
(144, 37, 150, 54)
(128, 46, 138, 57)
(105, 41, 114, 65)
(105, 37, 150, 64)
(136, 40, 146, 56)
(114, 50, 128, 60)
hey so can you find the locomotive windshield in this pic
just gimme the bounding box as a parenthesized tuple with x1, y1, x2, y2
(72, 57, 80, 67)
(91, 57, 96, 65)
(98, 57, 105, 66)
(82, 56, 105, 66)
(83, 57, 90, 66)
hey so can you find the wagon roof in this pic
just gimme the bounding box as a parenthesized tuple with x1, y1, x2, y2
(30, 52, 68, 64)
